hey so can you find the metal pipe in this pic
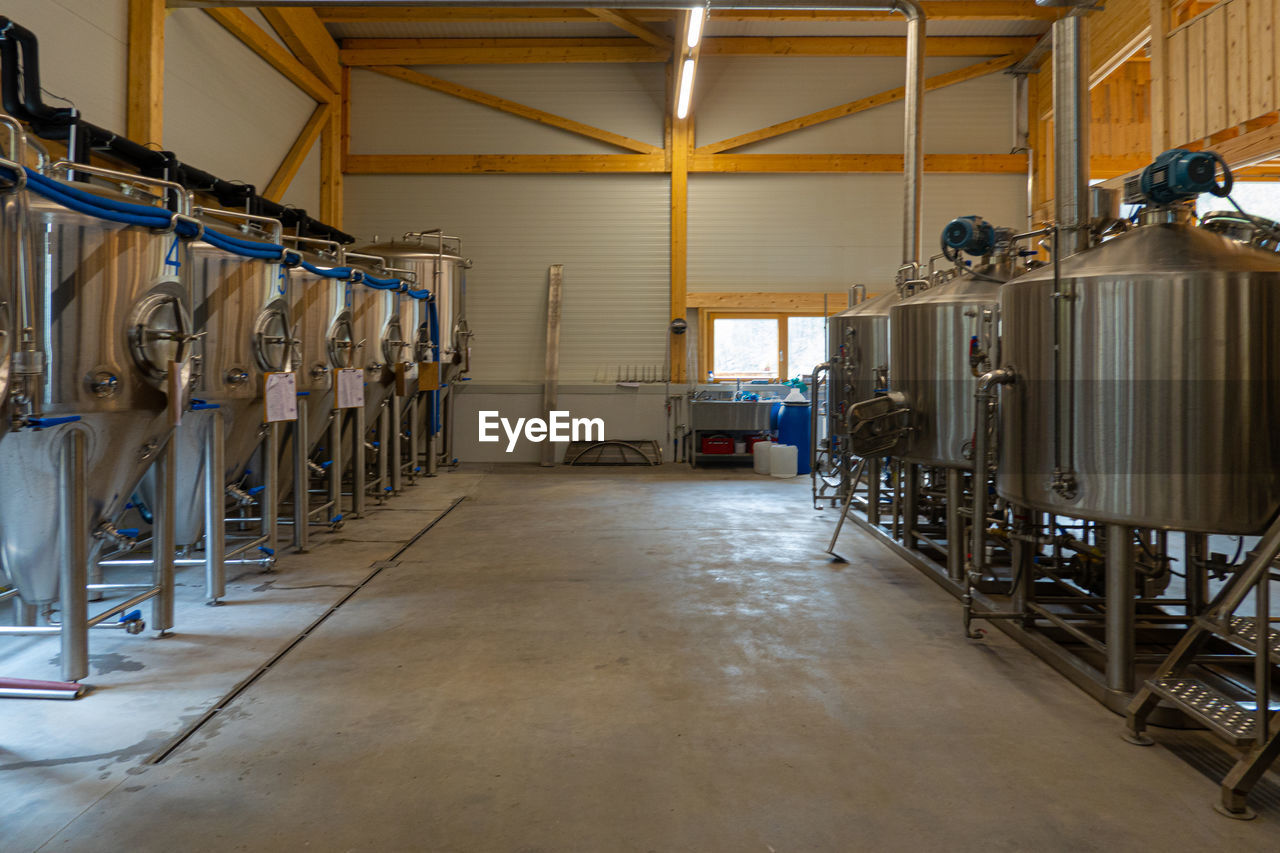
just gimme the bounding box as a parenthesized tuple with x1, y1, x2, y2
(971, 368, 1013, 579)
(900, 0, 925, 270)
(152, 434, 175, 634)
(1052, 13, 1090, 257)
(204, 410, 226, 604)
(1105, 524, 1135, 693)
(59, 430, 88, 682)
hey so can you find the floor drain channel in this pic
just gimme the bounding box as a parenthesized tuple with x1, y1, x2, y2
(145, 496, 466, 765)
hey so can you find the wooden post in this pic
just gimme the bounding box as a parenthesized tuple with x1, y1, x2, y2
(321, 88, 344, 228)
(126, 0, 165, 146)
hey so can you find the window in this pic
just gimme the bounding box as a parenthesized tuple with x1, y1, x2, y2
(705, 312, 826, 382)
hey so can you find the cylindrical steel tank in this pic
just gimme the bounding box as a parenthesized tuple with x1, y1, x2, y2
(997, 212, 1280, 533)
(150, 211, 291, 546)
(0, 172, 191, 602)
(345, 253, 409, 431)
(284, 240, 356, 454)
(827, 290, 899, 420)
(890, 264, 1007, 467)
(356, 234, 471, 374)
(1199, 210, 1280, 253)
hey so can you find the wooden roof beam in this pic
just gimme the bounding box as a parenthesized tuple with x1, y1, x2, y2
(259, 6, 342, 93)
(312, 4, 1056, 24)
(204, 8, 335, 102)
(585, 8, 674, 51)
(698, 53, 1025, 154)
(340, 38, 668, 65)
(363, 65, 662, 154)
(339, 36, 1038, 65)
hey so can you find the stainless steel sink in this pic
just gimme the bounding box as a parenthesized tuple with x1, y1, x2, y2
(689, 400, 774, 432)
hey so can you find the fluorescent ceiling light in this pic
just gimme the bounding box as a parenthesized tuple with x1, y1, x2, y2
(687, 7, 705, 48)
(676, 58, 696, 119)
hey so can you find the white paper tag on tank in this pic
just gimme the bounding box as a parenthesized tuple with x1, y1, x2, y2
(264, 372, 299, 422)
(335, 368, 366, 409)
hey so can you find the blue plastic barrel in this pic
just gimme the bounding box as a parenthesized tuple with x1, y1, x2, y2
(777, 400, 811, 475)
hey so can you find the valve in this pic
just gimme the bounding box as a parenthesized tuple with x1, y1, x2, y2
(94, 523, 139, 549)
(225, 484, 257, 507)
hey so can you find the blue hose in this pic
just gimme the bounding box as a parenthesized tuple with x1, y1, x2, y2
(299, 260, 358, 280)
(9, 165, 288, 262)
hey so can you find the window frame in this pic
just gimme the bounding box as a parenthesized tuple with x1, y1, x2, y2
(703, 310, 825, 383)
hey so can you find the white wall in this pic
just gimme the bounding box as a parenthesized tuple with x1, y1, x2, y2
(343, 53, 1027, 460)
(2, 0, 129, 132)
(2, 2, 321, 216)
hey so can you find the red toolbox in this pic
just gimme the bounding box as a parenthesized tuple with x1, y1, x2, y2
(700, 434, 735, 454)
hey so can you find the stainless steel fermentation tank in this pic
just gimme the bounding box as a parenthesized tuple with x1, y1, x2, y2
(890, 263, 1007, 468)
(134, 209, 292, 599)
(344, 251, 412, 501)
(266, 238, 354, 550)
(0, 156, 190, 679)
(0, 167, 189, 603)
(997, 210, 1280, 534)
(356, 232, 472, 466)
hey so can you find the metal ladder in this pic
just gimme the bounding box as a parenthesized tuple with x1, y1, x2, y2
(1125, 514, 1280, 819)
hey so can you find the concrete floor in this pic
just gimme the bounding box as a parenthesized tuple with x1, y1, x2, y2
(3, 464, 1280, 851)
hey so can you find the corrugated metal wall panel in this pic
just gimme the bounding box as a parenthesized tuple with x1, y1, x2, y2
(349, 64, 665, 155)
(345, 174, 670, 385)
(688, 173, 1028, 292)
(164, 11, 316, 190)
(3, 0, 129, 133)
(697, 56, 1014, 155)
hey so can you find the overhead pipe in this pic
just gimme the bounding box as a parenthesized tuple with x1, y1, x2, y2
(1051, 12, 1090, 257)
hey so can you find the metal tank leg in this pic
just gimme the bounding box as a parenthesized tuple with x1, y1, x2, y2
(13, 597, 37, 626)
(59, 430, 89, 682)
(1106, 524, 1135, 694)
(353, 405, 367, 518)
(1185, 532, 1208, 617)
(867, 457, 881, 526)
(408, 396, 422, 478)
(946, 468, 964, 582)
(152, 434, 176, 635)
(903, 464, 920, 550)
(263, 421, 280, 554)
(204, 411, 226, 604)
(381, 399, 396, 499)
(293, 398, 310, 553)
(328, 410, 343, 520)
(389, 395, 403, 495)
(426, 392, 438, 476)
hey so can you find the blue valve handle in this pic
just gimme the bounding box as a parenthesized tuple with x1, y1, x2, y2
(117, 528, 140, 538)
(247, 485, 265, 496)
(120, 609, 143, 624)
(258, 546, 275, 556)
(297, 391, 311, 397)
(190, 399, 221, 411)
(25, 415, 82, 429)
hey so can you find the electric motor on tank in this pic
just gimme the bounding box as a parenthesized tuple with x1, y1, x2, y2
(998, 148, 1280, 533)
